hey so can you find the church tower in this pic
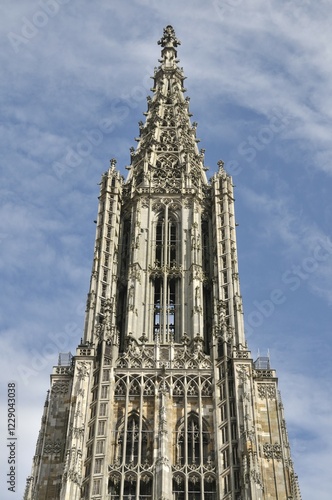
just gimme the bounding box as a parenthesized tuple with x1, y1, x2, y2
(25, 26, 301, 500)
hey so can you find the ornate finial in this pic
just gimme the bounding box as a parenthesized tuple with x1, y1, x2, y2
(181, 333, 190, 346)
(45, 390, 50, 406)
(217, 160, 225, 172)
(110, 158, 117, 169)
(139, 332, 148, 343)
(158, 25, 181, 48)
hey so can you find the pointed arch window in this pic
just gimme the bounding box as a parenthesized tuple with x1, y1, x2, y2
(111, 414, 153, 500)
(204, 475, 217, 500)
(154, 214, 177, 267)
(152, 209, 181, 342)
(124, 477, 136, 498)
(118, 417, 140, 465)
(116, 413, 152, 467)
(173, 471, 217, 499)
(109, 474, 152, 500)
(179, 418, 200, 465)
(176, 414, 210, 466)
(183, 419, 200, 465)
(173, 475, 185, 500)
(188, 475, 201, 499)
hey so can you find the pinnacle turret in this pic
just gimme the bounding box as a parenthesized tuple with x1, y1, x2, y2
(125, 25, 208, 195)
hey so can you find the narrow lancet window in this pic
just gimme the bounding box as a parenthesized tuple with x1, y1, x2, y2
(118, 416, 139, 465)
(152, 210, 180, 342)
(176, 414, 210, 466)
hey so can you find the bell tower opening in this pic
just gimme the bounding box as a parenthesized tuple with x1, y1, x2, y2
(152, 209, 181, 343)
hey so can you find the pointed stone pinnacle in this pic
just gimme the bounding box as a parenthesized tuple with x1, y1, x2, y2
(158, 25, 181, 48)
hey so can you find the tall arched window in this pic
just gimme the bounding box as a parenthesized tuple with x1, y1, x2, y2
(173, 470, 217, 499)
(123, 478, 136, 498)
(188, 475, 201, 499)
(173, 475, 185, 500)
(154, 214, 177, 267)
(152, 210, 181, 342)
(202, 218, 212, 354)
(204, 475, 217, 500)
(117, 417, 139, 465)
(176, 414, 210, 466)
(111, 414, 153, 499)
(117, 414, 150, 466)
(117, 217, 131, 349)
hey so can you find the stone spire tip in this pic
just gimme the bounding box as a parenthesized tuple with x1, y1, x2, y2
(158, 25, 181, 48)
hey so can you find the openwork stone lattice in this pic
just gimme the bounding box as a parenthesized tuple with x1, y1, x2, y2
(115, 342, 212, 370)
(257, 383, 276, 400)
(51, 382, 70, 395)
(43, 440, 62, 455)
(114, 374, 212, 399)
(254, 369, 274, 378)
(152, 156, 182, 192)
(263, 443, 282, 461)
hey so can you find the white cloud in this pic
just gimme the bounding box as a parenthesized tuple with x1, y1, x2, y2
(279, 372, 332, 499)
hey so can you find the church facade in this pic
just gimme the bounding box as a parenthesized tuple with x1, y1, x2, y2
(25, 26, 301, 500)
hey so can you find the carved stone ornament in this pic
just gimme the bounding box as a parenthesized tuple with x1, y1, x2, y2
(257, 383, 276, 400)
(87, 290, 96, 309)
(55, 365, 72, 375)
(116, 341, 155, 369)
(250, 469, 263, 488)
(43, 440, 62, 455)
(149, 262, 183, 279)
(155, 456, 170, 467)
(254, 368, 274, 378)
(64, 469, 81, 485)
(70, 425, 85, 439)
(51, 382, 70, 395)
(263, 442, 282, 461)
(77, 361, 90, 379)
(236, 364, 249, 382)
(173, 473, 184, 485)
(129, 264, 142, 283)
(158, 25, 181, 48)
(152, 156, 182, 192)
(173, 344, 212, 369)
(234, 349, 249, 359)
(141, 196, 150, 208)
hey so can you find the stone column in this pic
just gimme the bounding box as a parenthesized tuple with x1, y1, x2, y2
(154, 386, 172, 499)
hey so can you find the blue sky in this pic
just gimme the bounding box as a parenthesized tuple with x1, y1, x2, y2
(1, 1, 331, 498)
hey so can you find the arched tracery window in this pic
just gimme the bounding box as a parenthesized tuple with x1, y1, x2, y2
(116, 413, 151, 466)
(173, 472, 217, 499)
(152, 210, 181, 342)
(176, 413, 210, 466)
(111, 414, 153, 499)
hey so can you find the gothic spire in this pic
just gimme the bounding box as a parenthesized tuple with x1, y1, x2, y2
(125, 25, 208, 195)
